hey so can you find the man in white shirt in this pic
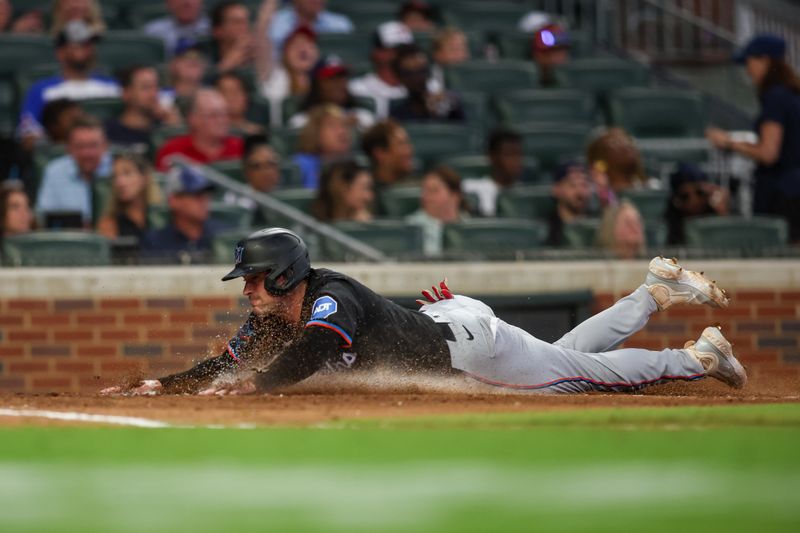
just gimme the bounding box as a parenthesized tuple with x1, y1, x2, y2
(144, 0, 211, 57)
(348, 21, 414, 118)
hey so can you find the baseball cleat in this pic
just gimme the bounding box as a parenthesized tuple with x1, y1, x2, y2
(684, 326, 747, 389)
(645, 256, 729, 311)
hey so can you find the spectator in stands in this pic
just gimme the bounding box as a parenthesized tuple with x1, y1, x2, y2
(665, 163, 730, 246)
(214, 71, 264, 135)
(17, 20, 120, 147)
(141, 165, 225, 264)
(350, 22, 415, 118)
(530, 23, 571, 87)
(390, 44, 464, 122)
(269, 0, 353, 52)
(406, 165, 467, 256)
(155, 88, 244, 171)
(105, 65, 181, 154)
(397, 1, 436, 33)
(463, 128, 524, 217)
(430, 27, 470, 91)
(144, 0, 210, 57)
(168, 40, 209, 101)
(0, 180, 35, 241)
(706, 34, 800, 243)
(0, 0, 45, 34)
(586, 128, 651, 210)
(293, 104, 353, 189)
(546, 161, 592, 247)
(50, 0, 105, 36)
(35, 116, 111, 226)
(258, 21, 318, 127)
(222, 134, 280, 225)
(287, 55, 375, 130)
(203, 0, 256, 72)
(311, 159, 373, 223)
(41, 98, 83, 146)
(361, 119, 416, 205)
(596, 200, 645, 259)
(96, 153, 162, 243)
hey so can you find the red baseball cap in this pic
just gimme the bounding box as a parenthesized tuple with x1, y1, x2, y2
(312, 55, 349, 80)
(285, 24, 317, 45)
(532, 24, 571, 52)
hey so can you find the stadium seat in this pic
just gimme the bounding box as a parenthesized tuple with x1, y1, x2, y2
(270, 188, 316, 214)
(128, 4, 170, 28)
(209, 160, 246, 184)
(2, 231, 111, 267)
(316, 32, 374, 65)
(562, 219, 601, 249)
(644, 220, 668, 250)
(439, 154, 543, 184)
(379, 186, 421, 217)
(442, 2, 528, 34)
(685, 216, 789, 255)
(80, 98, 125, 123)
(442, 218, 548, 258)
(0, 75, 17, 136)
(445, 60, 538, 96)
(330, 220, 425, 259)
(210, 202, 254, 229)
(460, 91, 490, 131)
(555, 58, 650, 95)
(494, 89, 597, 128)
(495, 185, 555, 220)
(619, 189, 669, 224)
(96, 32, 166, 70)
(497, 30, 594, 60)
(403, 123, 480, 169)
(609, 88, 707, 138)
(212, 228, 256, 265)
(336, 3, 398, 32)
(92, 179, 112, 224)
(514, 123, 588, 173)
(0, 35, 53, 74)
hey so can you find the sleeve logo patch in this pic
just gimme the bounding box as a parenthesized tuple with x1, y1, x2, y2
(310, 296, 338, 320)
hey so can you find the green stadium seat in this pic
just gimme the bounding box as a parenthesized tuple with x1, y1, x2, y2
(562, 218, 601, 249)
(212, 228, 255, 264)
(442, 218, 548, 258)
(210, 202, 253, 229)
(497, 30, 594, 60)
(619, 189, 669, 224)
(438, 154, 543, 184)
(128, 4, 170, 28)
(331, 220, 424, 259)
(496, 185, 555, 220)
(379, 186, 421, 217)
(514, 123, 589, 173)
(445, 60, 538, 95)
(609, 88, 707, 138)
(270, 188, 316, 214)
(0, 35, 53, 74)
(555, 58, 650, 95)
(150, 125, 188, 150)
(80, 97, 125, 122)
(209, 160, 246, 183)
(443, 2, 528, 34)
(316, 32, 374, 65)
(403, 123, 480, 169)
(336, 3, 397, 31)
(494, 89, 597, 128)
(92, 179, 112, 224)
(0, 75, 17, 136)
(685, 216, 789, 255)
(97, 32, 166, 70)
(644, 220, 668, 250)
(2, 231, 111, 267)
(460, 91, 490, 130)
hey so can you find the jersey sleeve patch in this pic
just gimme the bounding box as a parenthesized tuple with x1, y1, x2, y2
(310, 296, 338, 320)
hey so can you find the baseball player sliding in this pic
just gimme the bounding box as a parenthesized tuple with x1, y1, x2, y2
(102, 227, 746, 396)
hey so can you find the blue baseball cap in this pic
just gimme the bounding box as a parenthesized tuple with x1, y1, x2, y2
(734, 34, 786, 64)
(165, 166, 215, 195)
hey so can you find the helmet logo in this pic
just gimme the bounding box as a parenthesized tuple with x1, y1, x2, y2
(233, 245, 244, 265)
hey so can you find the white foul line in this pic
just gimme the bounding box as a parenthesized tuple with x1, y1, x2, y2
(0, 408, 173, 428)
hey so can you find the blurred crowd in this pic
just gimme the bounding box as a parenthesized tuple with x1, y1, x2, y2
(0, 0, 798, 265)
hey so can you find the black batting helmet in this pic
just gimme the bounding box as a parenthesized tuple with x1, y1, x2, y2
(221, 228, 311, 295)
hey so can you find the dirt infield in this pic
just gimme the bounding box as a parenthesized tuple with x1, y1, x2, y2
(1, 369, 798, 428)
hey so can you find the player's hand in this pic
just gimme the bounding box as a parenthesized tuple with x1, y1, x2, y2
(198, 379, 257, 396)
(100, 380, 163, 396)
(417, 278, 454, 306)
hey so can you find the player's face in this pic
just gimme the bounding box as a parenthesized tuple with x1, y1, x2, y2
(242, 272, 281, 316)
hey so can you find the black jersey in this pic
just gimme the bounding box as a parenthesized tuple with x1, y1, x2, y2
(159, 268, 451, 393)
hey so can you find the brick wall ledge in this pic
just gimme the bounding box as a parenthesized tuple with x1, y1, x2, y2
(1, 259, 798, 299)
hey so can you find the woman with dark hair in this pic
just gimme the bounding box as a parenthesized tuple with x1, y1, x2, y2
(215, 71, 264, 136)
(406, 165, 469, 256)
(311, 159, 374, 223)
(706, 34, 800, 242)
(96, 153, 162, 242)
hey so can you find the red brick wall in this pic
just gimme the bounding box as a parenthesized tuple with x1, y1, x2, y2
(1, 290, 798, 393)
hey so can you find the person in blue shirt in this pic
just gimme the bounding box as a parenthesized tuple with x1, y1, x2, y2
(35, 116, 112, 227)
(17, 20, 119, 146)
(140, 165, 229, 264)
(269, 0, 353, 53)
(706, 34, 800, 242)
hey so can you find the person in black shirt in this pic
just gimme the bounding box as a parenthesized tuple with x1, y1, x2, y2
(545, 160, 592, 247)
(103, 228, 747, 396)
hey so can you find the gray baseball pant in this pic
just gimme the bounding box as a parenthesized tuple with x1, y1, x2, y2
(419, 286, 705, 393)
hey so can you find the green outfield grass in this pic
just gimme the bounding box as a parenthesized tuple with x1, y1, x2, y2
(1, 404, 799, 533)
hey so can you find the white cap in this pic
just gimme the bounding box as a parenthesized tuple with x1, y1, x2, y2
(374, 21, 414, 49)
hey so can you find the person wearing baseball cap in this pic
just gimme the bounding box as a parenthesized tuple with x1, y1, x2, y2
(531, 23, 571, 87)
(140, 165, 228, 264)
(349, 21, 416, 118)
(706, 33, 800, 242)
(17, 19, 119, 144)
